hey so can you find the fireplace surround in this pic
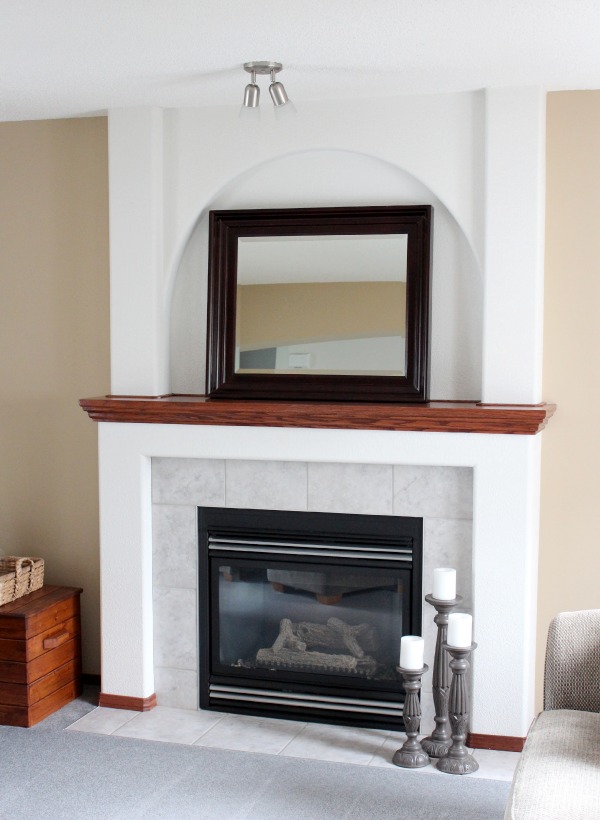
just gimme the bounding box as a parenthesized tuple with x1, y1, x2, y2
(88, 88, 551, 750)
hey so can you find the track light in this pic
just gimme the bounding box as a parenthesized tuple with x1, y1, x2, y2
(242, 62, 291, 109)
(243, 69, 260, 108)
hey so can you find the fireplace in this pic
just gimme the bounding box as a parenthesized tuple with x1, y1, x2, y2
(198, 507, 423, 729)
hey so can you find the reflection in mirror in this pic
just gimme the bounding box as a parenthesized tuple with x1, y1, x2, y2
(235, 234, 408, 376)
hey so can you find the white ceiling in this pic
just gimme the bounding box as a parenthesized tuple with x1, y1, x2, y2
(2, 0, 600, 122)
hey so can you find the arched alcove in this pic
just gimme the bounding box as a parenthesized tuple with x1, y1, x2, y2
(169, 150, 482, 400)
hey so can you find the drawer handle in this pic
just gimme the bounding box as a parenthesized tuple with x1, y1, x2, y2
(43, 630, 70, 650)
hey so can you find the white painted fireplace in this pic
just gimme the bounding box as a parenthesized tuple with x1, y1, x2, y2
(93, 85, 548, 743)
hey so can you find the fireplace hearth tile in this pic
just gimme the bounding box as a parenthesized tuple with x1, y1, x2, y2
(113, 705, 225, 745)
(194, 714, 306, 755)
(393, 466, 473, 520)
(307, 462, 393, 515)
(66, 704, 520, 780)
(280, 722, 389, 765)
(469, 748, 520, 782)
(225, 460, 308, 511)
(67, 706, 139, 735)
(152, 457, 225, 505)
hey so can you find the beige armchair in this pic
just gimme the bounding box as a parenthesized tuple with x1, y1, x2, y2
(504, 609, 600, 819)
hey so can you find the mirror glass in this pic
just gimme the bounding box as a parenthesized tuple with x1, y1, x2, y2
(235, 234, 408, 376)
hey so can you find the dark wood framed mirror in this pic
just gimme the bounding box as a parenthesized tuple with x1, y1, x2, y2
(206, 205, 432, 402)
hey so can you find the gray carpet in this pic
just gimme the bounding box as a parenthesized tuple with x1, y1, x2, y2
(0, 688, 509, 819)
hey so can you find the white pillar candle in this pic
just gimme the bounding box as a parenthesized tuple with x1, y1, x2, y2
(447, 613, 473, 648)
(400, 635, 425, 670)
(433, 567, 456, 600)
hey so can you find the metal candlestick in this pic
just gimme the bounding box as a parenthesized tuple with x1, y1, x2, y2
(392, 664, 430, 769)
(421, 593, 462, 758)
(436, 643, 479, 775)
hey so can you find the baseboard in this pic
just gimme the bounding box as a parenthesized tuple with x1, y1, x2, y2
(98, 692, 158, 711)
(467, 733, 525, 752)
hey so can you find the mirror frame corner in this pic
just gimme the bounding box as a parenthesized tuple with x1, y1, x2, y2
(206, 205, 432, 403)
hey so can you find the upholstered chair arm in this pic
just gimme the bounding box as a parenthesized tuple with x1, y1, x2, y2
(543, 609, 600, 712)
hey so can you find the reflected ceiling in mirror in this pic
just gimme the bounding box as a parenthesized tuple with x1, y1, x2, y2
(206, 205, 432, 402)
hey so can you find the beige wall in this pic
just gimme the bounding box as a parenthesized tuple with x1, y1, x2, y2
(537, 91, 600, 707)
(237, 281, 406, 349)
(0, 118, 109, 675)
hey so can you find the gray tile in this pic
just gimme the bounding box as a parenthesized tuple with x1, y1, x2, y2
(422, 518, 473, 609)
(470, 748, 521, 781)
(152, 505, 198, 589)
(113, 705, 224, 744)
(152, 457, 225, 505)
(393, 465, 473, 519)
(280, 722, 388, 765)
(308, 462, 393, 515)
(153, 587, 198, 670)
(66, 706, 139, 735)
(226, 460, 308, 510)
(195, 713, 305, 754)
(155, 667, 199, 710)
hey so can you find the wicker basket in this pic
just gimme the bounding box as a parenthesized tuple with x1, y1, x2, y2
(0, 556, 45, 606)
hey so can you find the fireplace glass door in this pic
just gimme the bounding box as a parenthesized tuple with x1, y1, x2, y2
(199, 508, 422, 730)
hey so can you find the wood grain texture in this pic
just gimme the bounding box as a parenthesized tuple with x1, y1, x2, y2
(0, 587, 82, 727)
(0, 659, 80, 707)
(0, 586, 81, 640)
(0, 679, 83, 727)
(467, 732, 525, 752)
(98, 692, 157, 711)
(80, 395, 556, 435)
(0, 637, 78, 684)
(0, 616, 80, 663)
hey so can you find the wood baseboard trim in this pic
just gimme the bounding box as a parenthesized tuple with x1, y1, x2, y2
(467, 733, 525, 752)
(99, 692, 157, 711)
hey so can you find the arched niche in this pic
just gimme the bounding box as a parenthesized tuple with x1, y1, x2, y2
(169, 150, 482, 400)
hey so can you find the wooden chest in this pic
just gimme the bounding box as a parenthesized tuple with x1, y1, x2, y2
(0, 585, 82, 727)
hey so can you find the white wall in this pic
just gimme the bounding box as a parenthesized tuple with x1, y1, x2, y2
(170, 149, 483, 399)
(108, 88, 546, 404)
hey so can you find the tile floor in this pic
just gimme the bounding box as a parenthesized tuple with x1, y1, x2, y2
(67, 705, 520, 782)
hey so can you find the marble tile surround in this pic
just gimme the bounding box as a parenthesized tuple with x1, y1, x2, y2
(151, 459, 473, 716)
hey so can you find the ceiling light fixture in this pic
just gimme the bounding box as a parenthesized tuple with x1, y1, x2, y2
(242, 62, 291, 109)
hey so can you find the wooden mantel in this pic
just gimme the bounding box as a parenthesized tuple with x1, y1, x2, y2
(79, 395, 555, 435)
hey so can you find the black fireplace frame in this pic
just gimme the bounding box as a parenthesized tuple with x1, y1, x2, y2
(198, 507, 423, 730)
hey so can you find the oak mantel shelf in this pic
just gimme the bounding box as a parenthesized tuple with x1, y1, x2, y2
(79, 395, 556, 435)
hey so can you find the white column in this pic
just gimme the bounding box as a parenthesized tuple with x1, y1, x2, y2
(108, 108, 168, 395)
(98, 423, 155, 698)
(482, 88, 546, 405)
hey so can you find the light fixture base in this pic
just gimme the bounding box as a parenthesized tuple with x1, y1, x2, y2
(243, 61, 283, 75)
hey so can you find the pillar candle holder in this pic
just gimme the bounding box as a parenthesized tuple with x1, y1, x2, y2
(392, 664, 430, 769)
(421, 593, 462, 758)
(436, 643, 478, 775)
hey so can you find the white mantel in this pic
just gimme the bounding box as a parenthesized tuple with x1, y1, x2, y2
(95, 86, 549, 743)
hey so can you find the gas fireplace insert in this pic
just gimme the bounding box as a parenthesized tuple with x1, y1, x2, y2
(198, 507, 423, 730)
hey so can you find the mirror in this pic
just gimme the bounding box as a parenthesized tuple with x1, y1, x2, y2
(206, 205, 432, 402)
